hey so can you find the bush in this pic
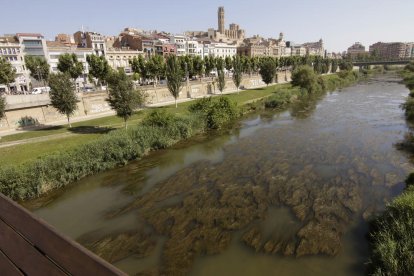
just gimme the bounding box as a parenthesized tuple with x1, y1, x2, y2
(401, 98, 414, 121)
(405, 62, 414, 73)
(264, 89, 294, 109)
(367, 186, 414, 275)
(291, 65, 321, 94)
(188, 96, 239, 129)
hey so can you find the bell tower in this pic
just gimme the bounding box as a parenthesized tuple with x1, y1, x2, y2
(218, 7, 225, 34)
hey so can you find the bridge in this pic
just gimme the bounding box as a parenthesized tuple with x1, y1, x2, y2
(353, 59, 413, 67)
(0, 193, 125, 275)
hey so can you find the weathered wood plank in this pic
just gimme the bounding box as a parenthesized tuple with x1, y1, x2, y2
(0, 219, 64, 275)
(0, 193, 126, 275)
(0, 250, 24, 276)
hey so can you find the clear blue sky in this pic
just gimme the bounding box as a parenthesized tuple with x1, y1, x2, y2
(2, 0, 414, 52)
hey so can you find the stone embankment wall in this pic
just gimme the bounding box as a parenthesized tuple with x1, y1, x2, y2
(0, 72, 291, 131)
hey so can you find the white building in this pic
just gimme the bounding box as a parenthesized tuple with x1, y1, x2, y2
(16, 33, 49, 59)
(46, 41, 93, 88)
(0, 36, 30, 93)
(169, 35, 187, 56)
(186, 40, 203, 57)
(203, 42, 237, 58)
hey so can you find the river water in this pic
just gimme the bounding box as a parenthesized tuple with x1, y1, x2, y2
(25, 74, 412, 275)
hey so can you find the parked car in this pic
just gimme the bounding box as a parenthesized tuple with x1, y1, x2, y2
(82, 86, 95, 92)
(31, 87, 51, 94)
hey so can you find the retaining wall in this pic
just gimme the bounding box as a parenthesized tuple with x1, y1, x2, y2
(1, 73, 291, 131)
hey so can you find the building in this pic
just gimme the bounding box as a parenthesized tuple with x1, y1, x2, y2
(55, 34, 75, 46)
(302, 39, 324, 56)
(155, 42, 176, 57)
(186, 7, 245, 44)
(347, 42, 367, 59)
(203, 42, 237, 58)
(186, 39, 203, 57)
(16, 33, 49, 58)
(406, 43, 414, 59)
(0, 35, 30, 93)
(237, 33, 287, 58)
(289, 43, 307, 56)
(74, 31, 106, 56)
(369, 42, 413, 59)
(46, 41, 93, 88)
(169, 35, 187, 56)
(106, 48, 144, 74)
(113, 29, 173, 58)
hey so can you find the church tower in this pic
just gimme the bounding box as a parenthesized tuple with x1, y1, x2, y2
(218, 7, 225, 34)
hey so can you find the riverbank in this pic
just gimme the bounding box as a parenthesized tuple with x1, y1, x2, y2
(0, 71, 361, 201)
(367, 63, 414, 275)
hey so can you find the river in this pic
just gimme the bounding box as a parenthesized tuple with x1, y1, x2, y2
(25, 74, 412, 275)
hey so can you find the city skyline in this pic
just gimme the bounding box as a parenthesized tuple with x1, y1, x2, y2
(2, 0, 414, 52)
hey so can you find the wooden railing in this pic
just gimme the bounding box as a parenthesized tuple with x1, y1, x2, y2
(0, 193, 126, 275)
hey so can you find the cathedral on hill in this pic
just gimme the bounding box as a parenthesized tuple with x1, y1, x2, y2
(186, 6, 245, 44)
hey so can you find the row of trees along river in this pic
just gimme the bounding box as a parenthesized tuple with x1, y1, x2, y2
(0, 53, 351, 129)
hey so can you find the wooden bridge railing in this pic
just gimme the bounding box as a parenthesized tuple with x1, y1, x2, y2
(0, 193, 126, 275)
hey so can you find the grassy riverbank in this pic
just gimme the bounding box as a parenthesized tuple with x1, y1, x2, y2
(367, 63, 414, 275)
(0, 71, 361, 201)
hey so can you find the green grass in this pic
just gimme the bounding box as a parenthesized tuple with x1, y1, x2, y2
(0, 134, 102, 165)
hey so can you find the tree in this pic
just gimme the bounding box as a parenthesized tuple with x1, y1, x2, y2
(0, 95, 5, 121)
(291, 65, 319, 93)
(232, 56, 243, 93)
(25, 56, 50, 86)
(192, 56, 205, 78)
(225, 56, 233, 73)
(57, 53, 84, 81)
(331, 59, 339, 73)
(259, 58, 277, 85)
(217, 69, 226, 94)
(106, 70, 145, 129)
(48, 73, 78, 127)
(166, 55, 185, 108)
(146, 55, 165, 86)
(0, 58, 16, 94)
(86, 54, 110, 89)
(339, 60, 354, 71)
(130, 55, 147, 84)
(204, 56, 216, 77)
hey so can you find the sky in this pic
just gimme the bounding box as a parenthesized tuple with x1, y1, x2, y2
(1, 0, 414, 52)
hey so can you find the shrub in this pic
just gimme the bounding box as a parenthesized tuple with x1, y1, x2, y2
(188, 96, 239, 129)
(264, 89, 294, 109)
(367, 187, 414, 275)
(401, 98, 414, 121)
(291, 65, 321, 94)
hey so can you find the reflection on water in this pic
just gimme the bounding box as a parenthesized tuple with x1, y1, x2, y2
(25, 74, 412, 275)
